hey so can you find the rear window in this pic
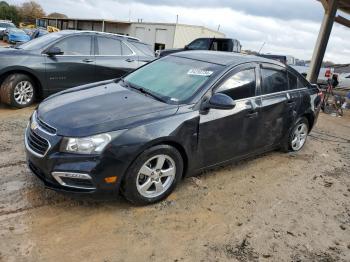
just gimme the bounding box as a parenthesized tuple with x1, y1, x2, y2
(97, 37, 121, 55)
(129, 41, 154, 56)
(288, 71, 298, 90)
(261, 68, 288, 95)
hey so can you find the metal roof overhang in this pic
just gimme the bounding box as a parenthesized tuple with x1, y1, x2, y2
(319, 0, 350, 27)
(307, 0, 350, 83)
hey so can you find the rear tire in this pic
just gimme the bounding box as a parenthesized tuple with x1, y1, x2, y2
(283, 117, 309, 152)
(122, 145, 183, 205)
(0, 74, 36, 108)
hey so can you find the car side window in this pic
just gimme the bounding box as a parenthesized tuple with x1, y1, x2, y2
(52, 36, 92, 55)
(261, 68, 288, 95)
(288, 71, 298, 90)
(297, 76, 309, 89)
(188, 39, 210, 50)
(215, 69, 256, 100)
(121, 42, 133, 55)
(97, 37, 122, 55)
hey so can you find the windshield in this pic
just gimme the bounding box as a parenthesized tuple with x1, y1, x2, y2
(124, 56, 222, 103)
(0, 22, 15, 28)
(18, 32, 63, 50)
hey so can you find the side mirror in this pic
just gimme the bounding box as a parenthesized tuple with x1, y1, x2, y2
(184, 44, 189, 50)
(46, 46, 63, 56)
(204, 93, 236, 110)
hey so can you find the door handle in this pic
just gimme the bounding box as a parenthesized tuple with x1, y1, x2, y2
(125, 58, 135, 62)
(83, 58, 94, 63)
(246, 111, 258, 118)
(287, 100, 296, 106)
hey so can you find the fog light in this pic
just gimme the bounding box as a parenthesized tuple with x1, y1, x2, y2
(104, 176, 118, 183)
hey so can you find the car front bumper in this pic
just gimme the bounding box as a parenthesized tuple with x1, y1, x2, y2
(24, 126, 130, 199)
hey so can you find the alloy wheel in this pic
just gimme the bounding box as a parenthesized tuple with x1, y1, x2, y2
(14, 81, 34, 105)
(291, 123, 308, 151)
(136, 154, 176, 198)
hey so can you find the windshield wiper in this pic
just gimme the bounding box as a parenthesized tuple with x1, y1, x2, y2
(137, 87, 167, 103)
(119, 79, 167, 103)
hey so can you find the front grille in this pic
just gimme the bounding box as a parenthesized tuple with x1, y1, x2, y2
(27, 129, 50, 156)
(37, 116, 56, 135)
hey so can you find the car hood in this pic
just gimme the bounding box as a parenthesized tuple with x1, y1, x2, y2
(37, 80, 179, 137)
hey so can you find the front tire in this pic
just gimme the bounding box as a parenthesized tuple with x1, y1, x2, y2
(122, 145, 183, 205)
(0, 74, 36, 108)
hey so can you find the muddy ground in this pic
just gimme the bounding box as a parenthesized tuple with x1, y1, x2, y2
(0, 104, 349, 262)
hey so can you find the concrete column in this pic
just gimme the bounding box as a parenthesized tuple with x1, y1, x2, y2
(102, 20, 105, 32)
(307, 0, 338, 83)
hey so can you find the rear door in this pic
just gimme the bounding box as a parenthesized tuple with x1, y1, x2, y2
(94, 36, 139, 81)
(198, 63, 261, 167)
(256, 63, 291, 148)
(44, 35, 95, 93)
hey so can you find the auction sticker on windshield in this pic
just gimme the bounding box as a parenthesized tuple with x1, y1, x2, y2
(187, 69, 213, 76)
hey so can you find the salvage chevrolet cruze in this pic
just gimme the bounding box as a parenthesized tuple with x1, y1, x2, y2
(25, 51, 321, 205)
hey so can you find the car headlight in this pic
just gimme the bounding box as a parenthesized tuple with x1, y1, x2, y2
(60, 130, 125, 154)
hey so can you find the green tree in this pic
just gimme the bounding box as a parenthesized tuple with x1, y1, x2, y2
(0, 1, 20, 25)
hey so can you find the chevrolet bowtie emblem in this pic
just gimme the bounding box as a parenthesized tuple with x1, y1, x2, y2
(31, 121, 38, 131)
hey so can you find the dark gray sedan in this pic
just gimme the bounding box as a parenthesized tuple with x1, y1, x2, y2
(0, 30, 155, 108)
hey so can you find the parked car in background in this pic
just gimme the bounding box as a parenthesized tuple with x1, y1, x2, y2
(0, 20, 16, 40)
(292, 65, 334, 87)
(0, 30, 155, 108)
(157, 38, 241, 57)
(25, 51, 321, 204)
(3, 28, 30, 44)
(338, 73, 350, 89)
(27, 28, 49, 39)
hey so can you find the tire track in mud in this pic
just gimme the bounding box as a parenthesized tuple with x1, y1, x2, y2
(0, 160, 27, 169)
(0, 204, 51, 217)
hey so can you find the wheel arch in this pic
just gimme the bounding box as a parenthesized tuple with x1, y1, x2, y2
(0, 69, 44, 100)
(120, 138, 190, 187)
(300, 112, 315, 132)
(152, 140, 189, 179)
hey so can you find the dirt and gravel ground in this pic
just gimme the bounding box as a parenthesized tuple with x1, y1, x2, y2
(0, 104, 349, 262)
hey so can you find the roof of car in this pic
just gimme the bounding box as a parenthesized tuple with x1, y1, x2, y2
(56, 30, 140, 41)
(171, 51, 285, 67)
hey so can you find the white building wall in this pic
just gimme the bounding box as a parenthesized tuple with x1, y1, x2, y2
(173, 24, 225, 48)
(104, 23, 130, 35)
(129, 23, 176, 49)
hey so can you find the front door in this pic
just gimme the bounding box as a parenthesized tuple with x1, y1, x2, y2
(44, 35, 95, 94)
(197, 64, 261, 167)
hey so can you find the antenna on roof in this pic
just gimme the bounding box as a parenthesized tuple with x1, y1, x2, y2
(258, 42, 266, 54)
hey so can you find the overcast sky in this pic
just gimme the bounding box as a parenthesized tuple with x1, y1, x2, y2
(9, 0, 350, 63)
